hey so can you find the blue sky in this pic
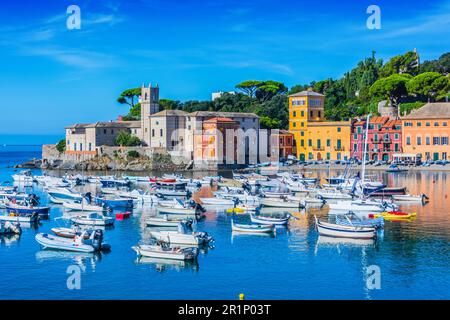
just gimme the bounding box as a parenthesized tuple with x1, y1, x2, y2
(0, 0, 449, 135)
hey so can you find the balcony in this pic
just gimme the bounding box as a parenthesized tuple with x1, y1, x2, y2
(334, 147, 345, 151)
(312, 147, 324, 151)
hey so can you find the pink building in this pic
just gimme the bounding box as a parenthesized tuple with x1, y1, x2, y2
(351, 117, 402, 161)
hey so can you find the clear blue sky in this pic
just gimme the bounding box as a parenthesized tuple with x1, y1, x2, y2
(0, 0, 449, 135)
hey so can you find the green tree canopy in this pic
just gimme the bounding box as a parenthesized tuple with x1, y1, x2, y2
(117, 87, 141, 107)
(115, 131, 141, 147)
(407, 72, 450, 101)
(235, 80, 262, 97)
(56, 139, 66, 154)
(159, 99, 182, 110)
(380, 51, 419, 77)
(369, 74, 412, 107)
(255, 80, 287, 102)
(420, 53, 450, 75)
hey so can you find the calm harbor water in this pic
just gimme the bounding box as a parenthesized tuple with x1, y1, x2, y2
(0, 144, 449, 300)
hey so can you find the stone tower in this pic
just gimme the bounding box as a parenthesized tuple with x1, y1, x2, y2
(140, 83, 160, 146)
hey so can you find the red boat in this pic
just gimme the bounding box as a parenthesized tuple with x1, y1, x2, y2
(115, 212, 131, 220)
(149, 177, 176, 183)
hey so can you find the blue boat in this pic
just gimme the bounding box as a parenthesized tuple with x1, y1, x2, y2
(100, 178, 131, 188)
(5, 194, 50, 216)
(95, 196, 134, 209)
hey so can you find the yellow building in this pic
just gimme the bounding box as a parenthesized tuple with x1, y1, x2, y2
(289, 90, 351, 161)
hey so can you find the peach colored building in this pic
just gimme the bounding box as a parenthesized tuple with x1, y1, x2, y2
(401, 102, 450, 161)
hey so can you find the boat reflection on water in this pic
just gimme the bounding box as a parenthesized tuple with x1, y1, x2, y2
(135, 257, 199, 273)
(35, 250, 103, 270)
(0, 234, 21, 246)
(231, 232, 275, 243)
(317, 235, 376, 247)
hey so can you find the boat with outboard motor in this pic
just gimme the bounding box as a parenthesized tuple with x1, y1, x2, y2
(132, 242, 199, 261)
(231, 220, 275, 234)
(146, 215, 194, 228)
(149, 222, 213, 245)
(0, 221, 22, 235)
(35, 229, 110, 253)
(156, 198, 203, 215)
(314, 215, 376, 239)
(70, 212, 115, 226)
(250, 213, 290, 225)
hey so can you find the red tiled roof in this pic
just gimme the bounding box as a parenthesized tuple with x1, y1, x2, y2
(204, 117, 236, 123)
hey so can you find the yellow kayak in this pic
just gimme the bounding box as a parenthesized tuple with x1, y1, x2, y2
(372, 211, 417, 220)
(226, 207, 245, 214)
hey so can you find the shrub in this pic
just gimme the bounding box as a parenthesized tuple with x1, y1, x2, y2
(56, 139, 66, 154)
(127, 150, 140, 158)
(115, 131, 141, 147)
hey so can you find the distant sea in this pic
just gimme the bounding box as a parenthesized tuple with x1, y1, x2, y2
(0, 134, 62, 146)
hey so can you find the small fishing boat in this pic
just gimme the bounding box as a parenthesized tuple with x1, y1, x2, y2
(363, 186, 407, 196)
(317, 189, 353, 200)
(200, 197, 237, 206)
(0, 212, 38, 223)
(95, 196, 134, 209)
(146, 216, 193, 228)
(314, 215, 376, 239)
(117, 189, 160, 203)
(260, 190, 291, 198)
(250, 214, 290, 225)
(132, 243, 199, 261)
(286, 195, 325, 205)
(261, 197, 303, 208)
(328, 199, 396, 213)
(51, 227, 91, 239)
(149, 223, 213, 245)
(100, 178, 131, 188)
(63, 197, 106, 212)
(5, 195, 48, 217)
(156, 199, 201, 215)
(386, 164, 408, 173)
(70, 213, 115, 226)
(0, 221, 22, 235)
(335, 212, 384, 229)
(392, 194, 429, 203)
(35, 229, 110, 253)
(231, 220, 275, 234)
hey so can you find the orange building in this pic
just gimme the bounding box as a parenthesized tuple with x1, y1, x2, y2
(401, 102, 450, 161)
(271, 130, 295, 160)
(193, 117, 239, 164)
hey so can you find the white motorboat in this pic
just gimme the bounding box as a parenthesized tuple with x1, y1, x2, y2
(328, 199, 395, 213)
(118, 189, 160, 203)
(35, 229, 110, 252)
(0, 213, 38, 223)
(286, 195, 325, 205)
(231, 220, 275, 234)
(132, 243, 198, 261)
(63, 199, 106, 212)
(51, 227, 91, 239)
(261, 197, 304, 208)
(12, 170, 33, 184)
(317, 189, 353, 200)
(250, 214, 289, 225)
(314, 215, 376, 239)
(200, 197, 237, 206)
(149, 223, 213, 245)
(146, 216, 193, 227)
(156, 199, 200, 215)
(155, 189, 189, 198)
(392, 194, 429, 203)
(70, 213, 115, 226)
(47, 187, 83, 204)
(260, 190, 291, 198)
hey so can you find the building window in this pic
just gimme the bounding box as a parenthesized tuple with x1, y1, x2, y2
(317, 139, 321, 148)
(434, 122, 439, 126)
(301, 111, 304, 117)
(441, 137, 448, 145)
(88, 143, 92, 151)
(426, 137, 430, 145)
(354, 143, 357, 151)
(417, 137, 422, 145)
(103, 129, 107, 134)
(404, 122, 413, 127)
(337, 153, 341, 160)
(300, 140, 304, 147)
(426, 122, 430, 126)
(337, 127, 341, 132)
(326, 152, 330, 160)
(406, 137, 411, 145)
(301, 122, 304, 127)
(394, 133, 399, 140)
(80, 143, 83, 151)
(160, 129, 163, 137)
(310, 111, 313, 118)
(433, 137, 440, 145)
(111, 129, 114, 134)
(308, 152, 313, 160)
(327, 139, 331, 147)
(293, 111, 296, 117)
(74, 143, 77, 151)
(443, 122, 447, 126)
(353, 134, 357, 140)
(318, 111, 321, 118)
(357, 127, 362, 133)
(293, 122, 296, 128)
(308, 139, 312, 147)
(337, 139, 341, 149)
(300, 131, 304, 137)
(152, 129, 155, 137)
(395, 144, 399, 152)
